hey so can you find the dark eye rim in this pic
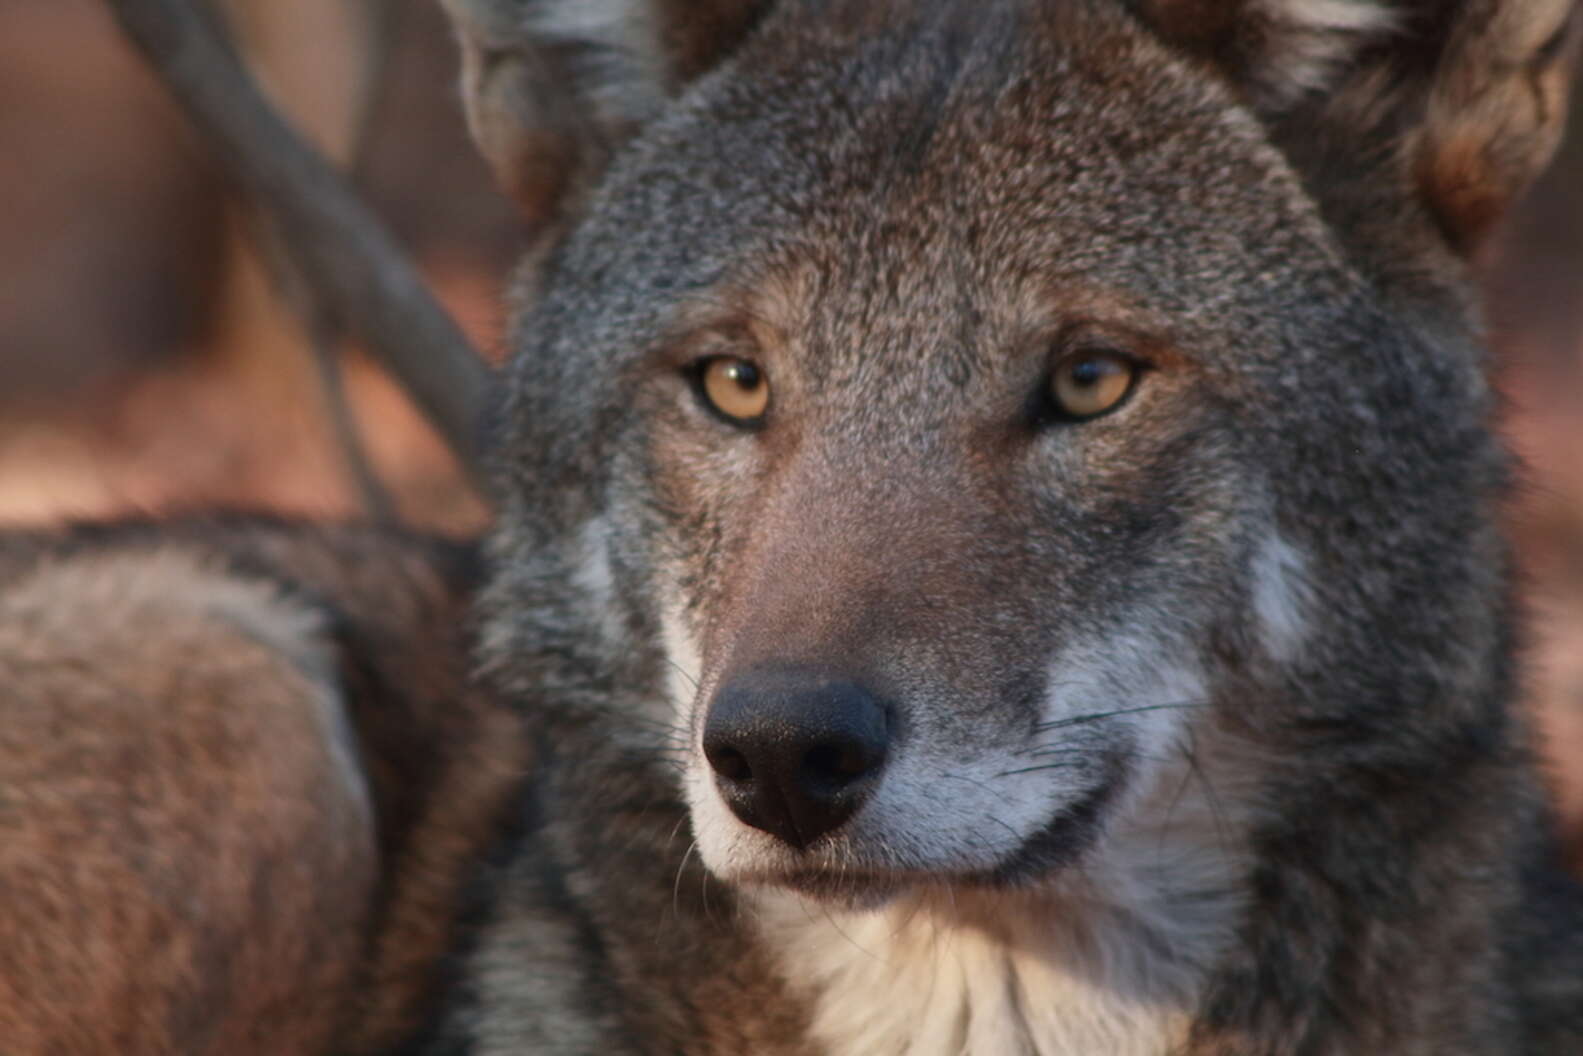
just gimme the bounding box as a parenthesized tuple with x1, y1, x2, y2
(686, 354, 770, 430)
(1032, 347, 1149, 427)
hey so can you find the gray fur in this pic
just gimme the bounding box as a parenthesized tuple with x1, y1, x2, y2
(433, 1, 1583, 1052)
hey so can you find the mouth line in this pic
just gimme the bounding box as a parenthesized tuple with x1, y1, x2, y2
(978, 766, 1120, 884)
(736, 770, 1124, 899)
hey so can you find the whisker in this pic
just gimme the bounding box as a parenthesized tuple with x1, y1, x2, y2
(819, 899, 869, 956)
(1021, 746, 1181, 766)
(1022, 745, 1089, 759)
(671, 839, 699, 924)
(699, 852, 717, 924)
(663, 814, 692, 855)
(625, 713, 692, 738)
(994, 761, 1084, 778)
(663, 655, 701, 693)
(1032, 699, 1209, 734)
(1180, 726, 1236, 861)
(937, 771, 1023, 845)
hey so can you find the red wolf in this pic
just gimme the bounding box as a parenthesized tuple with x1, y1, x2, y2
(429, 0, 1583, 1053)
(2, 0, 1581, 1053)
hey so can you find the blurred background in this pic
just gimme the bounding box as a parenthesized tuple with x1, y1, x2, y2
(0, 0, 515, 535)
(0, 0, 1580, 857)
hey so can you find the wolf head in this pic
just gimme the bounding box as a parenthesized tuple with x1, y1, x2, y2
(456, 0, 1577, 904)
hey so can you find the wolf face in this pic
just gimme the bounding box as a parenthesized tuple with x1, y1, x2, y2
(440, 0, 1583, 1051)
(480, 0, 1520, 906)
(642, 40, 1323, 893)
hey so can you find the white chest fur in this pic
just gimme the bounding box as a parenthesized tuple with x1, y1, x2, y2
(752, 893, 1195, 1055)
(748, 795, 1245, 1056)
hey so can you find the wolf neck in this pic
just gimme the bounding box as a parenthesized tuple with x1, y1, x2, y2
(749, 793, 1244, 1056)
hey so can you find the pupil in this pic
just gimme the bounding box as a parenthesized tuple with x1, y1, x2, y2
(729, 361, 759, 390)
(1069, 359, 1102, 387)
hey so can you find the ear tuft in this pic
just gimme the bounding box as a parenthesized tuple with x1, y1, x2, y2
(1141, 0, 1402, 111)
(440, 0, 768, 226)
(1243, 0, 1402, 107)
(1414, 0, 1580, 250)
(1142, 0, 1582, 256)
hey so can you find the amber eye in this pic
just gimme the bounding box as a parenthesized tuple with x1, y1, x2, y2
(1049, 350, 1140, 421)
(697, 356, 770, 425)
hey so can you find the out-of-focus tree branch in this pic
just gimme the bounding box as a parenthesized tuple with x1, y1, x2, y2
(104, 0, 496, 504)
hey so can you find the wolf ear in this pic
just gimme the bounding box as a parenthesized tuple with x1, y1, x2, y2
(1139, 0, 1581, 252)
(439, 0, 770, 225)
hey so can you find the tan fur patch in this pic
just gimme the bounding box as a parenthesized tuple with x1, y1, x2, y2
(1416, 0, 1579, 249)
(0, 550, 376, 1054)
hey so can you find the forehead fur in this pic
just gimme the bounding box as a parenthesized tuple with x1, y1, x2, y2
(531, 0, 1359, 370)
(498, 0, 1486, 526)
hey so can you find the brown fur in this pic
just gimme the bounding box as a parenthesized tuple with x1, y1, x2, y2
(0, 549, 372, 1054)
(1416, 0, 1581, 247)
(0, 520, 525, 1054)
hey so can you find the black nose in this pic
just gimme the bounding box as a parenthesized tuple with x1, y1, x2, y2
(702, 671, 889, 850)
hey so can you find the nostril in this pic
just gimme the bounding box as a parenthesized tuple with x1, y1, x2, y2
(805, 739, 877, 782)
(707, 744, 753, 783)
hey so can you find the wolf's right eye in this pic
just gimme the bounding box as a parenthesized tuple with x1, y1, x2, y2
(1047, 350, 1140, 421)
(694, 356, 770, 427)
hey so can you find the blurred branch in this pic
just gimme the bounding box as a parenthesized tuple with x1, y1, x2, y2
(348, 0, 406, 182)
(104, 0, 496, 504)
(253, 207, 399, 524)
(251, 0, 407, 523)
(317, 0, 409, 522)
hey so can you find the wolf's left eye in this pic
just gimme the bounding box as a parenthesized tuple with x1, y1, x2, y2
(695, 356, 770, 426)
(1048, 350, 1140, 421)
